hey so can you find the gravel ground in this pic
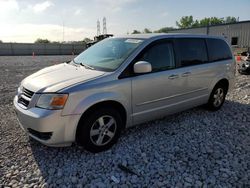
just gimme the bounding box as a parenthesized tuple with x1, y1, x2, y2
(0, 56, 249, 187)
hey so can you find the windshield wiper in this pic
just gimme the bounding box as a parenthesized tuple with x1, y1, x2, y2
(79, 62, 95, 70)
(71, 59, 95, 70)
(70, 59, 78, 67)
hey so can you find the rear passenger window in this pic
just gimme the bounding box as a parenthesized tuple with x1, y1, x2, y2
(139, 42, 175, 72)
(175, 38, 208, 67)
(206, 39, 232, 62)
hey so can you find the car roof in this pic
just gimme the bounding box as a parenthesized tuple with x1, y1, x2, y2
(115, 33, 225, 40)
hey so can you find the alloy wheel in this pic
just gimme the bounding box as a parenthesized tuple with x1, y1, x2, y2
(213, 88, 224, 107)
(90, 115, 117, 146)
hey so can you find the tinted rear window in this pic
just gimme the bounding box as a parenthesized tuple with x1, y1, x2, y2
(175, 38, 208, 67)
(206, 38, 232, 62)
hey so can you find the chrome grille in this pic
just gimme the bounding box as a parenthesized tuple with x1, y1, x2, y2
(18, 97, 29, 107)
(17, 87, 34, 108)
(23, 88, 34, 98)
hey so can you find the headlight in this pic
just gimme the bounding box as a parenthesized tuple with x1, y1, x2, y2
(36, 94, 68, 110)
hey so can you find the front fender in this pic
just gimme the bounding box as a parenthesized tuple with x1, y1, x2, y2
(62, 91, 132, 142)
(72, 92, 130, 116)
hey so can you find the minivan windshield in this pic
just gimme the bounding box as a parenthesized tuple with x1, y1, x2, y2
(73, 38, 144, 71)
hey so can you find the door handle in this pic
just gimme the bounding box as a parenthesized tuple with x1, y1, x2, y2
(168, 74, 179, 79)
(181, 72, 191, 77)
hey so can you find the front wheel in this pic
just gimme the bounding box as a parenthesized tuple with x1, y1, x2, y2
(76, 107, 123, 153)
(206, 84, 227, 111)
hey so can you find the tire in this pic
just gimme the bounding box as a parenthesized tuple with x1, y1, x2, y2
(76, 107, 123, 153)
(206, 84, 227, 111)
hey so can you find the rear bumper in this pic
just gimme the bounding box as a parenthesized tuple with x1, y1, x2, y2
(14, 96, 81, 147)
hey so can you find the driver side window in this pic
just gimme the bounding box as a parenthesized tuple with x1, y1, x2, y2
(139, 42, 175, 72)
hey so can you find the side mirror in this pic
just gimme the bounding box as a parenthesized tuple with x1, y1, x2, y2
(133, 61, 152, 74)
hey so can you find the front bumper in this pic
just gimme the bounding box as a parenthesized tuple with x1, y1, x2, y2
(14, 96, 81, 147)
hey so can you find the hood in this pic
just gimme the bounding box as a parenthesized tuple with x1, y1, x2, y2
(22, 63, 105, 92)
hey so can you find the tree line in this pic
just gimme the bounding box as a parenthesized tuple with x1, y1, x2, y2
(131, 16, 238, 34)
(34, 38, 92, 44)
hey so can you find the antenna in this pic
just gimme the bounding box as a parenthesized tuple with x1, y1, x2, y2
(103, 17, 107, 34)
(97, 20, 101, 36)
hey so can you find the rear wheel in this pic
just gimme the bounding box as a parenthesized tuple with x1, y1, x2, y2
(76, 107, 122, 153)
(206, 84, 227, 111)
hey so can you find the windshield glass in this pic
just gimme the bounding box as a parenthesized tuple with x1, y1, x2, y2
(73, 38, 144, 71)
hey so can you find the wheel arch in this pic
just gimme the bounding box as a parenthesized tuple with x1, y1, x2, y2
(213, 78, 229, 94)
(75, 100, 127, 141)
(206, 78, 229, 111)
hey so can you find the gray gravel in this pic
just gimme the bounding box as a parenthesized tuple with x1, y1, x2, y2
(0, 56, 250, 187)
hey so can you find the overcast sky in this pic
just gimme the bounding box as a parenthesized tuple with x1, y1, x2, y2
(0, 0, 249, 43)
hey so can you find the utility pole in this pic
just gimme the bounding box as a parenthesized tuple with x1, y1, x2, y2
(62, 21, 65, 42)
(103, 17, 107, 35)
(97, 20, 101, 36)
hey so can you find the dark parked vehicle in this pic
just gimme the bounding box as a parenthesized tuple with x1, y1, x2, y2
(238, 52, 250, 74)
(238, 61, 250, 74)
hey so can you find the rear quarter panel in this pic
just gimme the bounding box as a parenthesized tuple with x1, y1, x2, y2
(208, 59, 235, 95)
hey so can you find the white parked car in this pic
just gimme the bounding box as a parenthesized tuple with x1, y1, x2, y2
(14, 34, 235, 152)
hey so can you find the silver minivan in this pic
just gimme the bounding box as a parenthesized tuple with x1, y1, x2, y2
(14, 34, 235, 152)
